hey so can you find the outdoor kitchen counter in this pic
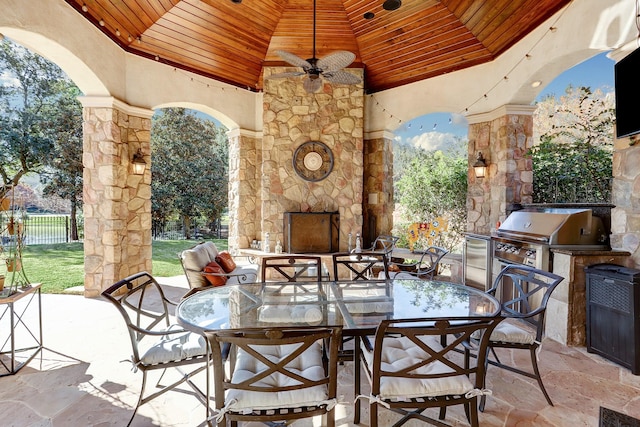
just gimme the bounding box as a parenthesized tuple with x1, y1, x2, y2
(548, 248, 631, 347)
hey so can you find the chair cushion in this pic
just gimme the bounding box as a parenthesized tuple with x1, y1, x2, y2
(203, 261, 228, 287)
(181, 242, 220, 288)
(258, 305, 323, 324)
(226, 342, 328, 411)
(345, 300, 394, 314)
(362, 335, 474, 399)
(202, 241, 220, 260)
(383, 271, 417, 280)
(216, 251, 237, 273)
(489, 318, 536, 344)
(140, 325, 207, 365)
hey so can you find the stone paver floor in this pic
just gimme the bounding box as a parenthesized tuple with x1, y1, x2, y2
(1, 276, 640, 426)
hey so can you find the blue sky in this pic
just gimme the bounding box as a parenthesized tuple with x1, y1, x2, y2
(397, 51, 615, 150)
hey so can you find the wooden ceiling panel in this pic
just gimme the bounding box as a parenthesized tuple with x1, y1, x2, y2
(64, 0, 571, 93)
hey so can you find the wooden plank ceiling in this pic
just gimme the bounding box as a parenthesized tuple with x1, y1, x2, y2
(65, 0, 570, 93)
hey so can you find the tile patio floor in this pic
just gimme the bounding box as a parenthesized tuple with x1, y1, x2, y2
(2, 275, 640, 426)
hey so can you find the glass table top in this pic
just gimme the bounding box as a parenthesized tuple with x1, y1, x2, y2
(176, 278, 500, 334)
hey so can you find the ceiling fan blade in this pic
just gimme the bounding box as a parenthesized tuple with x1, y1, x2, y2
(303, 77, 323, 93)
(266, 71, 306, 80)
(322, 70, 362, 85)
(317, 51, 356, 72)
(275, 50, 312, 70)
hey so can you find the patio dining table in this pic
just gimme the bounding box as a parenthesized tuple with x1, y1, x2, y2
(176, 278, 500, 335)
(176, 278, 501, 420)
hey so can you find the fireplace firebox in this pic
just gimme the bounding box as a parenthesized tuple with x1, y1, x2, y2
(283, 212, 339, 253)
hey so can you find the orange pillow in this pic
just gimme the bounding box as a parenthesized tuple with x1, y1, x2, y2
(215, 251, 237, 273)
(203, 261, 228, 287)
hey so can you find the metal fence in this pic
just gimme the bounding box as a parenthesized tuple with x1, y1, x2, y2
(13, 215, 228, 245)
(152, 218, 228, 241)
(22, 215, 77, 245)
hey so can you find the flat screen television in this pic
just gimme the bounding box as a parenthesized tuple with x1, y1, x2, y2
(615, 47, 640, 139)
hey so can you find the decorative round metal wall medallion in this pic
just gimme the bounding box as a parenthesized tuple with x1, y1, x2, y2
(293, 141, 334, 182)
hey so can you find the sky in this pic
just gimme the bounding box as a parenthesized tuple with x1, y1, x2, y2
(396, 51, 616, 151)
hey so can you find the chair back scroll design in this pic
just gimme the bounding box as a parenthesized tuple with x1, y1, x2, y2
(207, 326, 341, 427)
(367, 234, 400, 256)
(479, 264, 564, 409)
(101, 272, 210, 427)
(356, 316, 502, 427)
(332, 251, 390, 281)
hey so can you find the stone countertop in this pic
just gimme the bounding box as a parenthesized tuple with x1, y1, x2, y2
(551, 248, 630, 256)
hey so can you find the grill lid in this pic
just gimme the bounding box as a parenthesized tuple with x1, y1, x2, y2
(496, 208, 607, 246)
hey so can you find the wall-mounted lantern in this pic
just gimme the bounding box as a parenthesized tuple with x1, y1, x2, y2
(473, 152, 488, 179)
(132, 148, 147, 175)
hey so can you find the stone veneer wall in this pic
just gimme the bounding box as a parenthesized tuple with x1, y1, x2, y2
(256, 68, 366, 252)
(467, 106, 535, 234)
(80, 98, 152, 297)
(611, 136, 640, 265)
(363, 133, 394, 245)
(227, 129, 260, 252)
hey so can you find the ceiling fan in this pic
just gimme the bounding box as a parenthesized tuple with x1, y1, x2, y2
(267, 0, 362, 93)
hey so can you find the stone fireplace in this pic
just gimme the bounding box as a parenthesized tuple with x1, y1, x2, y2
(227, 66, 383, 253)
(283, 211, 340, 253)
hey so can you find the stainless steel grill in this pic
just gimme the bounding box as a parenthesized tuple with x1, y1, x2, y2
(493, 207, 609, 271)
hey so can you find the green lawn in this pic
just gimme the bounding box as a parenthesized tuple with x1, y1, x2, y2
(16, 239, 228, 293)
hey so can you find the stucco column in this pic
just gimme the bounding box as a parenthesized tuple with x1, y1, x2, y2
(227, 128, 260, 253)
(79, 96, 152, 297)
(363, 130, 395, 246)
(466, 105, 536, 234)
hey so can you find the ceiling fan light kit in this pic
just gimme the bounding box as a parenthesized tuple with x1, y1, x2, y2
(268, 0, 362, 93)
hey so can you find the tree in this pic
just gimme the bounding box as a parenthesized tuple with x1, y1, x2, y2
(151, 108, 228, 238)
(39, 82, 83, 239)
(0, 39, 69, 200)
(531, 86, 614, 203)
(394, 144, 468, 251)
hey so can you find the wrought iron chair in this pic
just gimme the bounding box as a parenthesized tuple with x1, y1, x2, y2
(207, 326, 341, 427)
(332, 251, 390, 281)
(470, 264, 564, 411)
(101, 272, 210, 426)
(333, 251, 390, 360)
(389, 245, 449, 280)
(366, 234, 400, 255)
(260, 255, 324, 282)
(355, 316, 502, 427)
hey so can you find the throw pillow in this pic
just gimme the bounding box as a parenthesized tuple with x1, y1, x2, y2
(215, 251, 237, 273)
(203, 261, 228, 287)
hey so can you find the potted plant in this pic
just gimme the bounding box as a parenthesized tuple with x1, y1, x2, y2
(6, 258, 21, 272)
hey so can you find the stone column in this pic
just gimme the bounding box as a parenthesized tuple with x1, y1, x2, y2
(611, 134, 640, 265)
(363, 130, 394, 246)
(79, 96, 152, 297)
(227, 128, 260, 253)
(466, 105, 536, 234)
(261, 67, 365, 251)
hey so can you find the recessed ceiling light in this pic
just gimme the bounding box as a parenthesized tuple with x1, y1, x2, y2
(531, 80, 542, 88)
(364, 11, 375, 19)
(382, 0, 402, 11)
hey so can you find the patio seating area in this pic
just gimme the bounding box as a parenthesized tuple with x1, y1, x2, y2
(2, 275, 640, 426)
